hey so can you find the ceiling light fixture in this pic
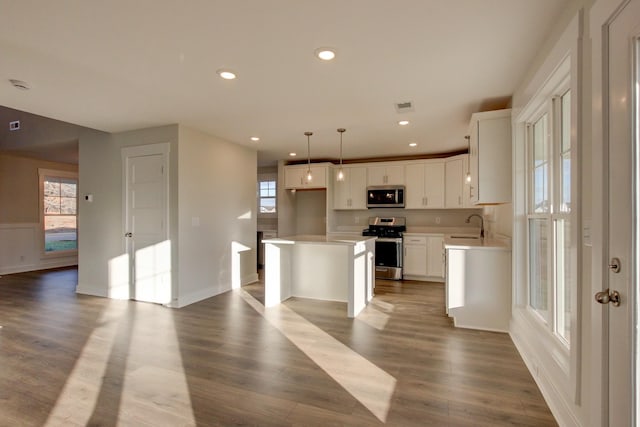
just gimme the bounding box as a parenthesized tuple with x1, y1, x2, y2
(289, 152, 297, 157)
(409, 142, 417, 147)
(315, 48, 336, 61)
(250, 136, 260, 142)
(398, 120, 410, 126)
(465, 135, 472, 183)
(336, 128, 346, 182)
(304, 131, 313, 182)
(9, 79, 30, 90)
(217, 69, 237, 80)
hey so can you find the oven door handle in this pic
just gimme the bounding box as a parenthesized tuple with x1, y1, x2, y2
(376, 238, 403, 243)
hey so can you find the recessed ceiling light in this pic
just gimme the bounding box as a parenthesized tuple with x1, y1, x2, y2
(398, 120, 410, 126)
(409, 142, 418, 147)
(250, 137, 260, 142)
(315, 48, 336, 61)
(289, 152, 297, 157)
(217, 69, 237, 80)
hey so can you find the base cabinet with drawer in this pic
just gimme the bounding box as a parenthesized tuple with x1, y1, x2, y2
(403, 234, 444, 282)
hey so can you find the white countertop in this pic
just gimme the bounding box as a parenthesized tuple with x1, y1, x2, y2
(444, 236, 511, 251)
(263, 234, 376, 245)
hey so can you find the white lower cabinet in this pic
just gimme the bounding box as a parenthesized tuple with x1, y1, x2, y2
(403, 234, 444, 282)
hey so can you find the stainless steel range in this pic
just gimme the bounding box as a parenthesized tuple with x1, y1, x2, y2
(362, 217, 406, 280)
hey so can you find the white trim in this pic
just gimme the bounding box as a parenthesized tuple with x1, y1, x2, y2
(510, 317, 582, 427)
(511, 9, 583, 425)
(121, 142, 172, 302)
(38, 168, 79, 259)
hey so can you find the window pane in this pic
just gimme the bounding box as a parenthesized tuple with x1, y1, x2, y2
(60, 197, 76, 214)
(60, 180, 77, 198)
(532, 115, 549, 213)
(561, 91, 571, 153)
(45, 215, 77, 252)
(259, 197, 276, 213)
(560, 91, 571, 213)
(44, 178, 60, 196)
(555, 218, 571, 344)
(44, 196, 61, 214)
(529, 218, 550, 323)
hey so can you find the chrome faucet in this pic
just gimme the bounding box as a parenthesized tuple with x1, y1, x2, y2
(465, 214, 484, 239)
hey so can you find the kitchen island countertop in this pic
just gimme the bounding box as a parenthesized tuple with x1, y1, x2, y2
(263, 234, 376, 245)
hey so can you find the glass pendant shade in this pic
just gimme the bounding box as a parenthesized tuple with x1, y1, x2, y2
(336, 128, 346, 182)
(305, 131, 313, 182)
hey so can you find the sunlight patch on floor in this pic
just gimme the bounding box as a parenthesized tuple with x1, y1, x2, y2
(239, 289, 396, 422)
(119, 306, 196, 426)
(44, 302, 127, 426)
(356, 305, 390, 330)
(45, 302, 196, 426)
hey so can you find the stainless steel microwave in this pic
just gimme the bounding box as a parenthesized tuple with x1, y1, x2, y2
(367, 186, 405, 208)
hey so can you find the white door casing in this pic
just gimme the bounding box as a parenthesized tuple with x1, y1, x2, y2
(122, 143, 170, 304)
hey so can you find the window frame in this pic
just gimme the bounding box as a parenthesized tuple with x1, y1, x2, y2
(524, 76, 572, 348)
(39, 168, 79, 258)
(257, 176, 277, 217)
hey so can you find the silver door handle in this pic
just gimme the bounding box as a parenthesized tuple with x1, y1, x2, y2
(595, 288, 621, 306)
(125, 232, 133, 237)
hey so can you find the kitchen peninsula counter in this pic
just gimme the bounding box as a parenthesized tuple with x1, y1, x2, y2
(262, 235, 376, 317)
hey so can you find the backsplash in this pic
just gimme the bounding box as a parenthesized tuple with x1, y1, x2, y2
(331, 208, 483, 230)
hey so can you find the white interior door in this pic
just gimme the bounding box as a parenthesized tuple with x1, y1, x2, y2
(604, 0, 639, 424)
(123, 145, 170, 304)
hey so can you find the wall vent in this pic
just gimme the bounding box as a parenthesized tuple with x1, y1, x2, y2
(394, 101, 414, 113)
(9, 120, 20, 131)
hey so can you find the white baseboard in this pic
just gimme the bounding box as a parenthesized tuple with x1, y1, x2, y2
(76, 285, 108, 298)
(177, 286, 219, 308)
(243, 273, 259, 284)
(510, 316, 581, 427)
(0, 260, 77, 276)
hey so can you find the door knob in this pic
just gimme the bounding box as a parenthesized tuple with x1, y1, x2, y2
(125, 232, 133, 237)
(595, 288, 621, 306)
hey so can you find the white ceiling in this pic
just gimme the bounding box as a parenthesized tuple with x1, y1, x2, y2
(0, 0, 569, 166)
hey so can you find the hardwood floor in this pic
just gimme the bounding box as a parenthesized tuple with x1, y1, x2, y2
(0, 268, 556, 426)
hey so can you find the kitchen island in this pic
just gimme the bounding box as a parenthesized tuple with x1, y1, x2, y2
(262, 234, 376, 317)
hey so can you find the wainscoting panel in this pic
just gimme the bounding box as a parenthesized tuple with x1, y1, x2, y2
(0, 223, 77, 275)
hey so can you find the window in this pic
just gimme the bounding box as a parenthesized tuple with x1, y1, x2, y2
(258, 180, 276, 214)
(526, 88, 572, 345)
(40, 169, 78, 254)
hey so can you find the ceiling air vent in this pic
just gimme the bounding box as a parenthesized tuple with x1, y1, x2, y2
(394, 101, 414, 113)
(9, 79, 31, 90)
(9, 121, 20, 131)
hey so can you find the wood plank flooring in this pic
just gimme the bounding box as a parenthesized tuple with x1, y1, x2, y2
(0, 268, 557, 426)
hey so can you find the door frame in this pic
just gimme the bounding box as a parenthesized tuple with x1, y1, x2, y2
(120, 142, 171, 301)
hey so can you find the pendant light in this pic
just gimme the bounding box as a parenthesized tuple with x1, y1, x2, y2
(465, 135, 471, 183)
(336, 128, 346, 181)
(304, 131, 313, 182)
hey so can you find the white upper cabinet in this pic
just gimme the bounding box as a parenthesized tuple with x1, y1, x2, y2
(284, 164, 328, 189)
(333, 166, 367, 210)
(445, 155, 473, 208)
(367, 164, 404, 186)
(404, 160, 445, 209)
(468, 109, 512, 204)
